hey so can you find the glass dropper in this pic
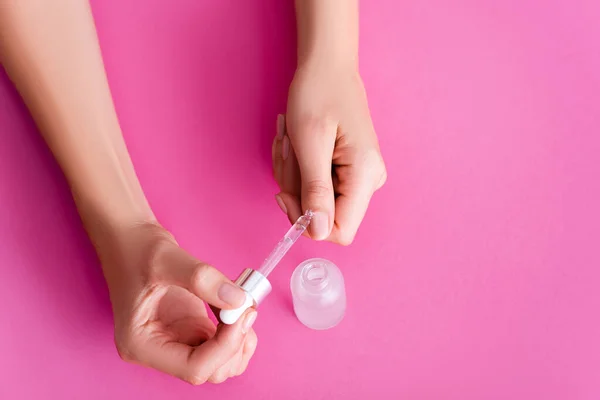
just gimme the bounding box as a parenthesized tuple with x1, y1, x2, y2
(256, 210, 313, 278)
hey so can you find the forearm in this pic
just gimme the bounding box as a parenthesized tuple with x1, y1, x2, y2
(0, 2, 153, 246)
(294, 0, 359, 68)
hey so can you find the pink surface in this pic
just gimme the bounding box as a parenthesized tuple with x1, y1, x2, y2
(1, 0, 599, 398)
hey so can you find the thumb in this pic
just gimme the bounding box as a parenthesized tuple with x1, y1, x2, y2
(155, 246, 247, 310)
(288, 118, 337, 240)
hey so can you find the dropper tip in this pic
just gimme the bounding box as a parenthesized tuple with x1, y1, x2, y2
(293, 210, 313, 230)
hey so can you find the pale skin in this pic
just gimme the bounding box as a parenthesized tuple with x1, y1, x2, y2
(0, 0, 385, 385)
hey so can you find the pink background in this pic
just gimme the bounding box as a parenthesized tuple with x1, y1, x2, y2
(1, 0, 599, 399)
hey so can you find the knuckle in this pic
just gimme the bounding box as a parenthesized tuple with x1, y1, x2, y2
(377, 165, 388, 189)
(305, 179, 333, 199)
(185, 364, 211, 386)
(208, 372, 228, 384)
(293, 115, 334, 138)
(362, 151, 387, 189)
(214, 332, 241, 353)
(114, 335, 137, 363)
(191, 263, 215, 290)
(146, 235, 177, 282)
(332, 225, 357, 246)
(245, 330, 258, 352)
(337, 232, 355, 247)
(185, 374, 208, 386)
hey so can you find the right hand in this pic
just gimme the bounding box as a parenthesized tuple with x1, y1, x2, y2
(272, 66, 386, 245)
(97, 222, 258, 385)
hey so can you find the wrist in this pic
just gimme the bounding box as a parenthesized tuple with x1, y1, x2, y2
(296, 23, 359, 70)
(297, 48, 358, 72)
(75, 193, 155, 259)
(295, 0, 359, 70)
(295, 57, 361, 86)
(67, 158, 156, 262)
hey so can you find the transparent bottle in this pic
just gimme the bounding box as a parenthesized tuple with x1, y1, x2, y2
(290, 258, 346, 330)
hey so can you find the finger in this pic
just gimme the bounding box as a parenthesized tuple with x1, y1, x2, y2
(276, 192, 302, 225)
(228, 345, 244, 376)
(330, 192, 372, 246)
(208, 350, 240, 384)
(275, 193, 288, 216)
(168, 317, 216, 346)
(235, 328, 258, 376)
(276, 113, 285, 141)
(276, 192, 311, 239)
(273, 115, 302, 198)
(133, 308, 257, 385)
(329, 159, 381, 245)
(200, 310, 257, 384)
(272, 114, 285, 187)
(156, 248, 247, 310)
(287, 117, 337, 240)
(282, 124, 302, 196)
(210, 343, 244, 383)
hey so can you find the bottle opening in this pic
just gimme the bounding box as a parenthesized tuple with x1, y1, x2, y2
(301, 263, 329, 290)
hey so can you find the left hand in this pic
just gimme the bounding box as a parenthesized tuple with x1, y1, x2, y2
(272, 65, 387, 245)
(100, 222, 258, 385)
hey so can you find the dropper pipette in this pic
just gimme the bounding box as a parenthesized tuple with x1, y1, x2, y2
(256, 210, 313, 278)
(220, 210, 313, 324)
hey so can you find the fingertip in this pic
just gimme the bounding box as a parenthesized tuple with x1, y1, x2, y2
(213, 309, 253, 351)
(207, 373, 228, 384)
(241, 309, 257, 334)
(222, 306, 255, 329)
(332, 231, 355, 246)
(217, 282, 247, 309)
(308, 210, 332, 241)
(300, 181, 335, 240)
(244, 329, 258, 354)
(375, 166, 388, 191)
(275, 193, 287, 215)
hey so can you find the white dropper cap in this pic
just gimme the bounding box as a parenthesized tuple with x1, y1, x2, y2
(219, 269, 271, 324)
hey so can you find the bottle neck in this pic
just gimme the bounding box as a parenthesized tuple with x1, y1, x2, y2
(300, 262, 330, 292)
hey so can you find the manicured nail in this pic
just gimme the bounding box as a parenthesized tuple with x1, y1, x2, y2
(275, 194, 287, 214)
(276, 114, 285, 139)
(218, 282, 246, 307)
(242, 311, 257, 334)
(282, 136, 290, 160)
(310, 211, 330, 240)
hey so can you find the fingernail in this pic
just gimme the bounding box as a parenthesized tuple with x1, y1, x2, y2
(275, 194, 287, 214)
(276, 114, 285, 139)
(310, 211, 330, 240)
(218, 282, 246, 307)
(282, 136, 290, 160)
(242, 311, 257, 334)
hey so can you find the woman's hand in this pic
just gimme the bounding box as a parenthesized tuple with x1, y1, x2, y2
(273, 65, 386, 245)
(100, 223, 258, 385)
(2, 2, 260, 383)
